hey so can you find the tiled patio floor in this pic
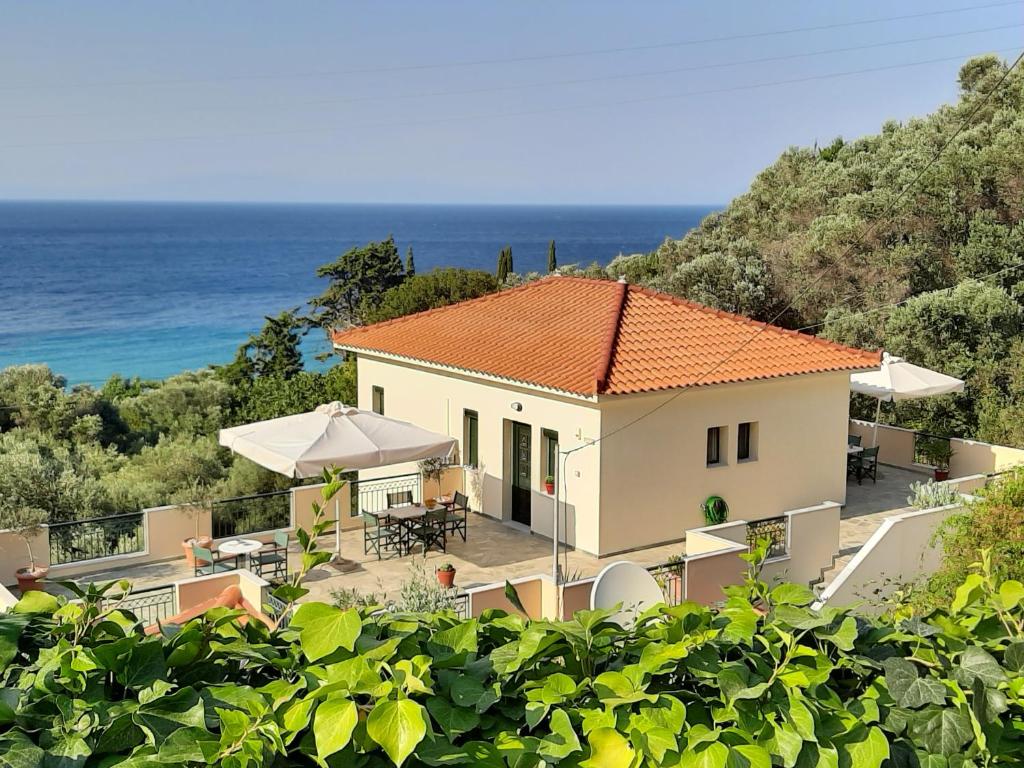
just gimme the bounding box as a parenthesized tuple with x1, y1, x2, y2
(62, 512, 687, 604)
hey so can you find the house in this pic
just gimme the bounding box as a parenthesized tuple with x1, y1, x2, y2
(332, 276, 880, 557)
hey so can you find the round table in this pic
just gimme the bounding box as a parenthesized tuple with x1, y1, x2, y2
(217, 538, 263, 569)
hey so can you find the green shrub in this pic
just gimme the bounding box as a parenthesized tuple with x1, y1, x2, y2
(1, 552, 1022, 765)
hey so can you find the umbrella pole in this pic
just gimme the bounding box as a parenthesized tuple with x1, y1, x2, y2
(872, 399, 881, 447)
(335, 497, 341, 559)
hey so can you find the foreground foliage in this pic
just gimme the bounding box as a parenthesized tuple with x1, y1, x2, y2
(1, 558, 1021, 766)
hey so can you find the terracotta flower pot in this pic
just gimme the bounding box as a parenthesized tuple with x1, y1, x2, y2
(16, 566, 48, 593)
(436, 568, 456, 589)
(544, 481, 555, 494)
(182, 536, 213, 566)
(934, 469, 950, 482)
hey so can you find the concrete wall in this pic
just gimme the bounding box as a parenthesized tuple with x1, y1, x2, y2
(817, 502, 964, 611)
(356, 355, 604, 553)
(760, 502, 841, 587)
(849, 420, 1024, 476)
(599, 372, 852, 555)
(466, 574, 546, 619)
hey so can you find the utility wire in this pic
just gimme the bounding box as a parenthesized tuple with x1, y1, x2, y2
(1, 0, 1019, 92)
(558, 49, 1024, 458)
(3, 47, 1018, 151)
(6, 23, 1020, 123)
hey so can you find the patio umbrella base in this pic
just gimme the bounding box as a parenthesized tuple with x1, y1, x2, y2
(328, 556, 361, 574)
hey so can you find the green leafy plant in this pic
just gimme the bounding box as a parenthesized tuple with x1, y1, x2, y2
(907, 478, 962, 510)
(0, 495, 48, 572)
(418, 456, 447, 499)
(437, 562, 455, 572)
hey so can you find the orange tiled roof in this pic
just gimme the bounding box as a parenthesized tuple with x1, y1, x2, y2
(332, 276, 880, 396)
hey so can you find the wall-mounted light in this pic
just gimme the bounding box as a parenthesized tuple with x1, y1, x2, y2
(510, 402, 523, 412)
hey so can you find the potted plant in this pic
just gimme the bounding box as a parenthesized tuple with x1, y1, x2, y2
(544, 474, 555, 494)
(0, 501, 49, 592)
(921, 439, 955, 481)
(180, 478, 214, 567)
(418, 457, 446, 504)
(436, 561, 456, 588)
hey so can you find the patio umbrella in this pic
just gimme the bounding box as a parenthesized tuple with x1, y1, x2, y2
(218, 401, 456, 479)
(849, 353, 965, 446)
(218, 402, 456, 560)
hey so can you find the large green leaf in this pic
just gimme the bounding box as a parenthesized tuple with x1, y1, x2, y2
(883, 658, 946, 708)
(291, 603, 362, 661)
(680, 742, 729, 768)
(367, 698, 427, 767)
(727, 744, 772, 768)
(840, 726, 888, 768)
(314, 696, 357, 760)
(538, 708, 582, 760)
(953, 646, 1004, 688)
(1004, 641, 1024, 672)
(132, 687, 205, 746)
(909, 707, 973, 756)
(0, 732, 45, 768)
(581, 727, 636, 768)
(426, 697, 479, 740)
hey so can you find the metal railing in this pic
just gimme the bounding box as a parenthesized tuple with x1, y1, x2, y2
(349, 472, 423, 517)
(265, 593, 293, 629)
(212, 490, 291, 539)
(102, 584, 177, 626)
(48, 512, 146, 565)
(913, 431, 952, 467)
(747, 515, 788, 559)
(451, 591, 470, 619)
(647, 560, 686, 607)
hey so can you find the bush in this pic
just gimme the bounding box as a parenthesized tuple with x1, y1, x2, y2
(1, 554, 1022, 765)
(907, 479, 961, 510)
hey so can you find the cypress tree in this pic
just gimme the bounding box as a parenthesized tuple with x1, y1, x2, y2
(547, 239, 557, 273)
(405, 246, 415, 277)
(497, 246, 510, 283)
(505, 246, 514, 278)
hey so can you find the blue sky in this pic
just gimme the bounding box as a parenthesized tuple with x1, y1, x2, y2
(1, 1, 1021, 204)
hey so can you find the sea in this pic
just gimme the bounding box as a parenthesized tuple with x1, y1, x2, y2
(0, 201, 716, 386)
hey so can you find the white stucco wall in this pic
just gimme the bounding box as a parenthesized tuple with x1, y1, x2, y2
(597, 372, 852, 555)
(354, 354, 604, 553)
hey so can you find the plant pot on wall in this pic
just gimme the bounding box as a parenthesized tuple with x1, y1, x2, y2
(16, 566, 48, 593)
(544, 475, 554, 494)
(182, 536, 213, 566)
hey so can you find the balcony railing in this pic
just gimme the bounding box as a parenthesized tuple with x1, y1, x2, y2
(747, 515, 788, 559)
(48, 512, 145, 565)
(102, 584, 177, 626)
(647, 560, 686, 607)
(349, 472, 423, 517)
(212, 490, 291, 539)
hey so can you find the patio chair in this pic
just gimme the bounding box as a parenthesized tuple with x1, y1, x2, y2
(387, 490, 414, 508)
(848, 434, 862, 447)
(192, 543, 240, 577)
(408, 509, 447, 555)
(855, 446, 879, 485)
(252, 531, 288, 580)
(363, 510, 402, 560)
(446, 491, 469, 542)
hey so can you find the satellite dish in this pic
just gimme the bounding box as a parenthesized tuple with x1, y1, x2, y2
(590, 561, 666, 627)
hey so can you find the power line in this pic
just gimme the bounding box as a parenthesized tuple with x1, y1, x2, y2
(558, 49, 1024, 458)
(3, 47, 1019, 151)
(6, 23, 1020, 123)
(1, 0, 1019, 92)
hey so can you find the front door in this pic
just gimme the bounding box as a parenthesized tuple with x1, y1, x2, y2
(511, 422, 532, 525)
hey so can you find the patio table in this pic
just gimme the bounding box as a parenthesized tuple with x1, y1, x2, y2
(847, 445, 863, 455)
(217, 538, 263, 570)
(385, 505, 428, 556)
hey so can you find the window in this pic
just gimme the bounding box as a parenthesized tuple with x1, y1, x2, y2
(371, 386, 384, 415)
(706, 426, 725, 466)
(463, 409, 479, 467)
(737, 421, 757, 461)
(542, 429, 559, 484)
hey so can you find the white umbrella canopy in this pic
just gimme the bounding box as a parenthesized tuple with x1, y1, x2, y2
(218, 402, 457, 479)
(850, 352, 965, 402)
(850, 353, 965, 446)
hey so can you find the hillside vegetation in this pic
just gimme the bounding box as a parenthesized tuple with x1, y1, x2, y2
(615, 55, 1024, 445)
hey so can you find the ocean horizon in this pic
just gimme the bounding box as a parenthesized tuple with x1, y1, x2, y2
(0, 200, 717, 386)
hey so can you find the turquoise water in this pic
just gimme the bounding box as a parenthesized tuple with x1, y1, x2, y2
(0, 201, 715, 385)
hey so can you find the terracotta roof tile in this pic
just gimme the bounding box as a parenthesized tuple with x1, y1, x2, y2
(332, 276, 880, 396)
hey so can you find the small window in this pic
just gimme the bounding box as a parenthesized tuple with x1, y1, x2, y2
(371, 386, 384, 415)
(463, 409, 479, 467)
(737, 422, 757, 462)
(542, 429, 559, 484)
(707, 426, 724, 466)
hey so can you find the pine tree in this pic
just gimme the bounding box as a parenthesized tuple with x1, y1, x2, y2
(547, 239, 557, 273)
(497, 246, 510, 283)
(405, 246, 416, 277)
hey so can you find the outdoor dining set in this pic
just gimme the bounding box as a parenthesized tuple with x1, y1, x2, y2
(363, 490, 469, 559)
(191, 531, 289, 580)
(847, 434, 879, 484)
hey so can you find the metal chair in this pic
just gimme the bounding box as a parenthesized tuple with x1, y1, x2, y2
(855, 446, 879, 485)
(363, 510, 402, 560)
(252, 531, 288, 580)
(192, 544, 239, 577)
(446, 491, 469, 542)
(387, 490, 414, 508)
(848, 434, 862, 447)
(409, 510, 446, 555)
